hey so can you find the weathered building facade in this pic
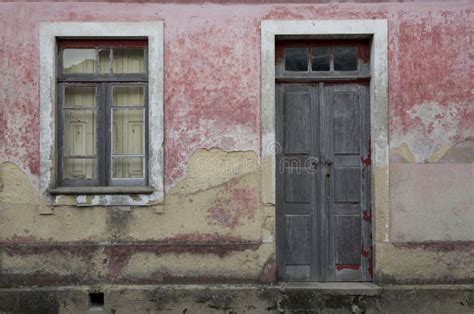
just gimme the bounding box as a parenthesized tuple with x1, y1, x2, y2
(0, 0, 473, 312)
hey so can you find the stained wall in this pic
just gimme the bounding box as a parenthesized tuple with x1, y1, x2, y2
(0, 1, 472, 285)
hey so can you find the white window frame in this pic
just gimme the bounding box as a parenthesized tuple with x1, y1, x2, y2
(39, 22, 164, 208)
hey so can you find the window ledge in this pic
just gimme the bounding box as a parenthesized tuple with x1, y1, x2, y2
(49, 186, 154, 195)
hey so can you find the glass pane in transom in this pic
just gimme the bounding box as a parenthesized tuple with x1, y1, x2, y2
(284, 48, 308, 72)
(63, 49, 96, 74)
(98, 49, 111, 73)
(112, 49, 145, 74)
(311, 47, 330, 71)
(334, 47, 358, 71)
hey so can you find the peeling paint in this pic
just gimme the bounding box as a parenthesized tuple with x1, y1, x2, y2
(391, 102, 473, 163)
(362, 208, 371, 223)
(361, 139, 372, 167)
(428, 143, 455, 163)
(435, 140, 474, 163)
(361, 238, 373, 278)
(375, 241, 474, 284)
(0, 1, 473, 286)
(171, 148, 259, 195)
(207, 177, 258, 230)
(390, 163, 474, 242)
(390, 143, 416, 163)
(336, 264, 360, 271)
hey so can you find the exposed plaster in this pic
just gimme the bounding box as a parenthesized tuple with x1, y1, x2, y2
(0, 156, 275, 285)
(0, 149, 267, 242)
(165, 122, 259, 193)
(171, 148, 259, 195)
(122, 246, 272, 281)
(390, 163, 474, 242)
(391, 102, 472, 163)
(39, 22, 164, 208)
(436, 141, 474, 163)
(0, 2, 472, 287)
(0, 162, 39, 206)
(376, 241, 474, 284)
(390, 143, 417, 163)
(428, 143, 456, 164)
(391, 140, 474, 164)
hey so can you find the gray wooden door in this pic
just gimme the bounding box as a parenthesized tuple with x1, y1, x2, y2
(276, 82, 371, 282)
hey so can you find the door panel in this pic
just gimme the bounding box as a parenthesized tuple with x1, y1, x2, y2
(276, 84, 320, 281)
(334, 167, 361, 202)
(324, 84, 370, 281)
(277, 82, 371, 282)
(335, 215, 361, 265)
(285, 170, 311, 203)
(285, 216, 312, 265)
(284, 92, 312, 153)
(333, 92, 361, 154)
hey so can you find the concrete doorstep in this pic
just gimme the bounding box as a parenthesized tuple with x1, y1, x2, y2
(0, 283, 473, 314)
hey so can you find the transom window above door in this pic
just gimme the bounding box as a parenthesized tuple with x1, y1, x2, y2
(285, 47, 359, 72)
(276, 40, 370, 77)
(56, 39, 149, 188)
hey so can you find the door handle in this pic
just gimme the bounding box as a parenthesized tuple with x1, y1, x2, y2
(325, 159, 333, 200)
(324, 159, 333, 174)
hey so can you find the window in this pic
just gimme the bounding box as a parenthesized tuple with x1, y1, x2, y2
(281, 41, 367, 74)
(40, 22, 163, 209)
(57, 40, 148, 187)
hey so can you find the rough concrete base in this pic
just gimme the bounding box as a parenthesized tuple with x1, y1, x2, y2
(0, 284, 473, 313)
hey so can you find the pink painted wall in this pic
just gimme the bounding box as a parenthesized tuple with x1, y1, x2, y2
(0, 0, 472, 286)
(0, 2, 471, 188)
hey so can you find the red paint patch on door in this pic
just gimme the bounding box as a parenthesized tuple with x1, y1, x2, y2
(361, 139, 371, 167)
(361, 237, 373, 278)
(362, 208, 372, 222)
(336, 264, 360, 271)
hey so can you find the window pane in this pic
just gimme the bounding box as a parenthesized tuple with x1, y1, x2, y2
(64, 110, 96, 156)
(112, 109, 144, 154)
(98, 49, 111, 73)
(63, 158, 96, 180)
(113, 86, 145, 106)
(65, 87, 96, 107)
(284, 48, 308, 72)
(334, 47, 358, 71)
(112, 157, 144, 179)
(112, 49, 145, 74)
(311, 47, 330, 71)
(63, 49, 96, 74)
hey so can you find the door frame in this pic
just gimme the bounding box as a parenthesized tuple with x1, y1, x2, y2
(260, 20, 389, 282)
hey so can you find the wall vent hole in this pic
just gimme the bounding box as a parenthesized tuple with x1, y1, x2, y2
(89, 292, 104, 307)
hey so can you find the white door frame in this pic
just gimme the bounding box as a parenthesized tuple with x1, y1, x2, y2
(260, 19, 389, 278)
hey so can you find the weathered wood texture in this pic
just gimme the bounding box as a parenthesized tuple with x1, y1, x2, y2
(277, 82, 370, 282)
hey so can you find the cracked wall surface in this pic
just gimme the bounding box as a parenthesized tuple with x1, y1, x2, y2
(0, 1, 473, 285)
(0, 149, 275, 285)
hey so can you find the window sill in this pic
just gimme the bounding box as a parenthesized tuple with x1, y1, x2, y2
(49, 186, 154, 195)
